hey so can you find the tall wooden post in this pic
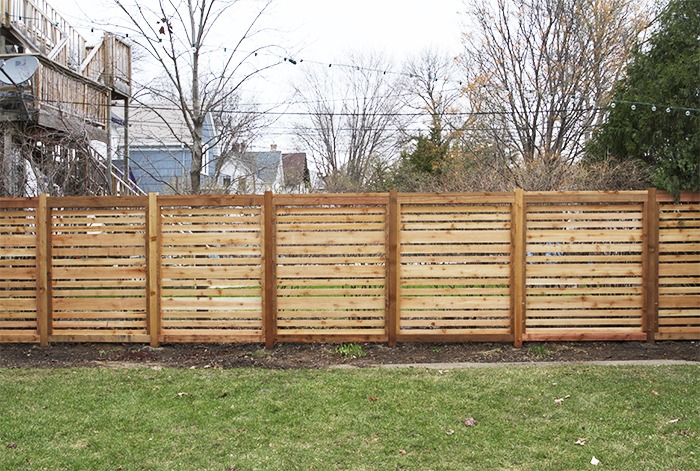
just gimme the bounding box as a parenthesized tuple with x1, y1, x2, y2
(643, 188, 660, 342)
(511, 189, 526, 347)
(146, 193, 161, 346)
(36, 194, 49, 346)
(386, 190, 400, 346)
(263, 191, 277, 349)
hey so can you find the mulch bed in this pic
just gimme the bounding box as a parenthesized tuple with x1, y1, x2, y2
(1, 341, 698, 369)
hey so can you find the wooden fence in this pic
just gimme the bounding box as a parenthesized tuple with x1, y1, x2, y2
(1, 190, 698, 347)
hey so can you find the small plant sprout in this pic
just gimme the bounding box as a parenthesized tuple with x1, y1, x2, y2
(334, 343, 366, 359)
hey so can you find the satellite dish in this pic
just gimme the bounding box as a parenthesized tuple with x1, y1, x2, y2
(0, 56, 40, 85)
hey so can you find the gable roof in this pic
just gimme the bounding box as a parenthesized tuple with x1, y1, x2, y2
(239, 151, 282, 185)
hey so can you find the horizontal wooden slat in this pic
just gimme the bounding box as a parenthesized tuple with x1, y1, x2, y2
(277, 296, 384, 310)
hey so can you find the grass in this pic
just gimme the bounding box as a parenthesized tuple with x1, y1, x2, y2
(0, 365, 698, 470)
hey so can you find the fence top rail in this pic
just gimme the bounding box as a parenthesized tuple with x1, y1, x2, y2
(46, 195, 148, 208)
(398, 192, 515, 204)
(7, 190, 700, 209)
(273, 193, 390, 206)
(158, 194, 264, 207)
(657, 192, 700, 203)
(525, 191, 649, 203)
(0, 197, 38, 209)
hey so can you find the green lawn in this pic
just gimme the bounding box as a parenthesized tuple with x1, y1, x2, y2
(0, 365, 698, 470)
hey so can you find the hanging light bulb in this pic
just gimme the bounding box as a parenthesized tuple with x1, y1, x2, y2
(610, 102, 616, 108)
(651, 105, 657, 112)
(666, 107, 672, 113)
(631, 104, 636, 110)
(686, 110, 691, 116)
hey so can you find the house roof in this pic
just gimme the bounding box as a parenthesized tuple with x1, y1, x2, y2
(239, 151, 282, 185)
(282, 153, 308, 187)
(115, 104, 216, 149)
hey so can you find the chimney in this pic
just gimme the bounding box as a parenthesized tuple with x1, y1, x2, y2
(271, 143, 277, 152)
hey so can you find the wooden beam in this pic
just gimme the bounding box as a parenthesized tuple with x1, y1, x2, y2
(36, 194, 49, 346)
(386, 190, 399, 346)
(511, 189, 526, 347)
(263, 191, 277, 349)
(146, 193, 161, 346)
(643, 188, 660, 342)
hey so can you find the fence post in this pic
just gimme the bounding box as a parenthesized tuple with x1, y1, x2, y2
(263, 191, 277, 349)
(386, 190, 399, 346)
(643, 188, 660, 342)
(511, 189, 526, 347)
(146, 193, 161, 347)
(36, 194, 50, 346)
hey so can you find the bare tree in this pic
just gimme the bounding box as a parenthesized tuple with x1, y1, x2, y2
(460, 0, 646, 186)
(403, 47, 464, 145)
(292, 53, 406, 192)
(114, 0, 278, 193)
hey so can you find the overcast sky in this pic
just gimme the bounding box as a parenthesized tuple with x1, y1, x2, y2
(61, 0, 466, 150)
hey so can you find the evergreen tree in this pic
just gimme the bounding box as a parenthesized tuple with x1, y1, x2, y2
(589, 0, 700, 196)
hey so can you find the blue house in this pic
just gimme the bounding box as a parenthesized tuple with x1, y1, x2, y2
(114, 105, 222, 194)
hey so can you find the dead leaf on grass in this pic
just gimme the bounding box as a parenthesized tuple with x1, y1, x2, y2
(554, 395, 571, 405)
(398, 449, 408, 455)
(368, 396, 378, 402)
(6, 443, 17, 449)
(445, 429, 455, 435)
(575, 438, 587, 446)
(667, 418, 680, 424)
(218, 391, 228, 398)
(464, 417, 477, 427)
(651, 390, 660, 396)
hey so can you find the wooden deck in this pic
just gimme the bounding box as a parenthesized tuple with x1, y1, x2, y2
(0, 0, 131, 136)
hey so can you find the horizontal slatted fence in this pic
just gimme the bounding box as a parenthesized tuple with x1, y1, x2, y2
(656, 193, 700, 340)
(274, 195, 388, 342)
(398, 194, 513, 342)
(158, 196, 264, 343)
(0, 190, 698, 346)
(49, 197, 149, 342)
(523, 193, 647, 341)
(0, 199, 39, 342)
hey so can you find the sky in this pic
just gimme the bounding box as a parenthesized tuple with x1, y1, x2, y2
(60, 0, 467, 150)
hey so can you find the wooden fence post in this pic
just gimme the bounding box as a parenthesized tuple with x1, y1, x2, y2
(263, 191, 277, 349)
(386, 190, 400, 346)
(36, 194, 49, 346)
(511, 189, 526, 347)
(643, 188, 660, 342)
(146, 193, 161, 347)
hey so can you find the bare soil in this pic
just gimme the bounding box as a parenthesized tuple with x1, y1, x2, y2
(1, 341, 698, 369)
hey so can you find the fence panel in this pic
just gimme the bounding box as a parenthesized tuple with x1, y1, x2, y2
(524, 195, 647, 341)
(0, 199, 39, 342)
(274, 195, 388, 342)
(657, 194, 700, 340)
(398, 194, 514, 341)
(49, 197, 149, 342)
(159, 196, 265, 342)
